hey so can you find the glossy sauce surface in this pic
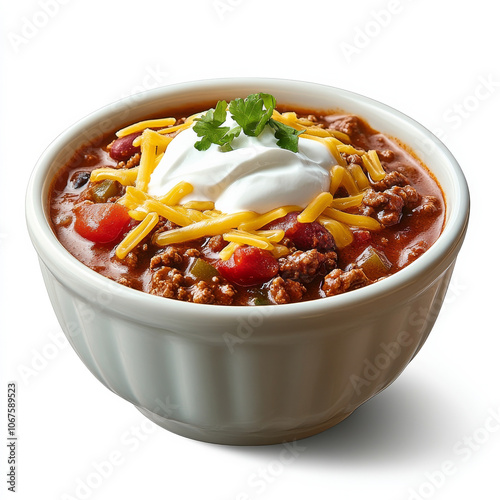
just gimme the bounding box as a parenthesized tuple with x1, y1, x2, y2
(49, 105, 445, 305)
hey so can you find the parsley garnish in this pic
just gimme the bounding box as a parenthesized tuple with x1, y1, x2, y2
(193, 100, 241, 151)
(228, 93, 276, 137)
(268, 119, 303, 153)
(192, 93, 303, 153)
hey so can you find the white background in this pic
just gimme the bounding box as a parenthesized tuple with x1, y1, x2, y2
(1, 0, 498, 499)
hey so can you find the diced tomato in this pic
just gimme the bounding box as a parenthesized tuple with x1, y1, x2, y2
(74, 203, 131, 244)
(265, 211, 336, 251)
(216, 246, 279, 286)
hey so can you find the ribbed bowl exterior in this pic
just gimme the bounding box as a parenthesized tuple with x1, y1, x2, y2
(26, 78, 469, 445)
(39, 257, 455, 445)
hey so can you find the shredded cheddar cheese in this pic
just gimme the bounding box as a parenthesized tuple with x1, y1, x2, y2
(135, 130, 157, 192)
(348, 164, 371, 191)
(317, 216, 354, 249)
(116, 118, 176, 137)
(323, 207, 381, 231)
(90, 167, 139, 186)
(219, 241, 240, 261)
(142, 200, 193, 227)
(223, 230, 275, 251)
(253, 229, 286, 242)
(159, 181, 194, 205)
(115, 212, 159, 259)
(330, 193, 365, 209)
(96, 105, 388, 260)
(128, 209, 148, 221)
(337, 144, 365, 156)
(329, 165, 344, 195)
(238, 206, 301, 232)
(362, 150, 386, 181)
(297, 192, 334, 223)
(341, 168, 361, 196)
(153, 211, 256, 246)
(270, 244, 291, 259)
(182, 201, 215, 211)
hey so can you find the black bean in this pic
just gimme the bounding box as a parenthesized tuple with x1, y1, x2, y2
(70, 171, 91, 189)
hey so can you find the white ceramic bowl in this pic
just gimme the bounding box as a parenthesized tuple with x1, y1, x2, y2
(26, 78, 469, 445)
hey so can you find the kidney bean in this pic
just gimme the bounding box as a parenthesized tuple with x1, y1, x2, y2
(109, 132, 142, 161)
(265, 212, 336, 252)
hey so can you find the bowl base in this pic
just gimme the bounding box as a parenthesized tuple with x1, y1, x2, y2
(135, 406, 354, 446)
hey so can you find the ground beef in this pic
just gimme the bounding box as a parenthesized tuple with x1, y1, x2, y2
(278, 249, 337, 284)
(269, 277, 306, 304)
(346, 154, 363, 165)
(280, 237, 297, 252)
(391, 185, 420, 208)
(149, 267, 185, 299)
(116, 152, 141, 169)
(362, 189, 403, 226)
(189, 276, 236, 305)
(117, 276, 134, 288)
(150, 246, 184, 269)
(413, 195, 440, 215)
(191, 281, 215, 304)
(370, 171, 410, 191)
(50, 109, 445, 307)
(149, 246, 201, 273)
(120, 243, 150, 269)
(322, 268, 372, 296)
(377, 149, 395, 163)
(205, 235, 227, 254)
(405, 241, 429, 264)
(328, 115, 363, 137)
(150, 218, 179, 243)
(210, 277, 236, 305)
(149, 255, 236, 304)
(362, 185, 419, 226)
(184, 248, 201, 258)
(122, 250, 139, 269)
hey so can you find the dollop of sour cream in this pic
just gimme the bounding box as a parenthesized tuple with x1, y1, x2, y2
(147, 117, 336, 213)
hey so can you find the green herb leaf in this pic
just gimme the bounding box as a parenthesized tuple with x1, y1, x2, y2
(229, 93, 276, 137)
(193, 100, 241, 151)
(269, 119, 304, 153)
(192, 93, 302, 153)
